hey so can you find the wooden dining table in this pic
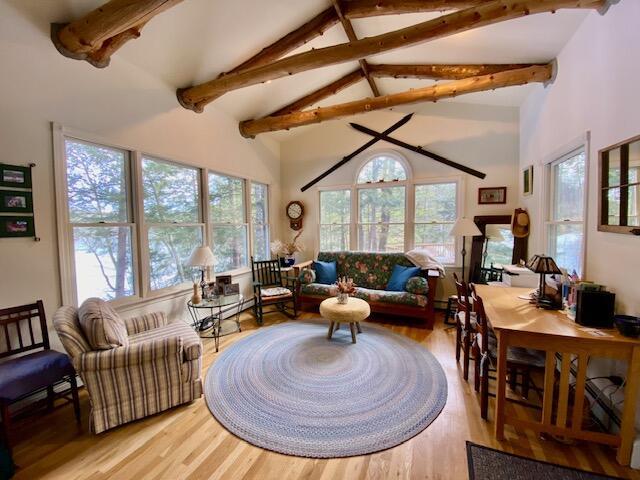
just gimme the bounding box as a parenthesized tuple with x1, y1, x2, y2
(475, 284, 640, 466)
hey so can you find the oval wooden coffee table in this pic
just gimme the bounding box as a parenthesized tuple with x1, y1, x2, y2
(320, 297, 371, 344)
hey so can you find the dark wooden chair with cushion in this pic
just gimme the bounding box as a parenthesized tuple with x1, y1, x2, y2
(0, 300, 80, 452)
(470, 286, 546, 419)
(251, 257, 298, 325)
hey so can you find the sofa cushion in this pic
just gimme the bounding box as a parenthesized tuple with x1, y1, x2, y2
(298, 268, 316, 284)
(406, 276, 429, 295)
(78, 298, 129, 350)
(302, 283, 427, 308)
(0, 350, 75, 402)
(302, 283, 338, 297)
(386, 265, 421, 291)
(314, 260, 337, 285)
(317, 251, 417, 290)
(353, 287, 428, 308)
(128, 321, 202, 361)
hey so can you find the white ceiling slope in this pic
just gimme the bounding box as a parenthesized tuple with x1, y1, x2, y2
(11, 0, 588, 139)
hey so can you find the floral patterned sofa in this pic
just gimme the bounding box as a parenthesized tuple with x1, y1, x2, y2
(294, 251, 440, 328)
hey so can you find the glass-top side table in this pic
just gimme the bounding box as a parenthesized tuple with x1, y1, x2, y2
(187, 294, 244, 352)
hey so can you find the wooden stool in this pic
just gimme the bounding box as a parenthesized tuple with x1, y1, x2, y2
(320, 297, 371, 344)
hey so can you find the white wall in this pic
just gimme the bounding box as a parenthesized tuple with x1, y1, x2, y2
(520, 0, 640, 316)
(279, 103, 521, 302)
(519, 0, 640, 431)
(0, 3, 281, 349)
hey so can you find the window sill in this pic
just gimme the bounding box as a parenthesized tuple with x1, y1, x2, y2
(113, 269, 252, 314)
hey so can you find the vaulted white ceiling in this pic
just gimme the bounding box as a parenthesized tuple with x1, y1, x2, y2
(11, 0, 589, 139)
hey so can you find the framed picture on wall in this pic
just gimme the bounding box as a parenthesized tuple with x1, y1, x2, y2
(523, 165, 534, 196)
(0, 190, 33, 213)
(0, 216, 35, 238)
(0, 164, 32, 189)
(478, 187, 507, 205)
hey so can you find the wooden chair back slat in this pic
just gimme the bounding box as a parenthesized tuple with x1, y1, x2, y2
(0, 300, 48, 358)
(251, 257, 283, 288)
(469, 285, 489, 353)
(453, 273, 473, 330)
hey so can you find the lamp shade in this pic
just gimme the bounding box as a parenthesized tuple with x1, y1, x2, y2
(486, 224, 505, 242)
(450, 217, 482, 237)
(187, 246, 215, 267)
(526, 254, 562, 274)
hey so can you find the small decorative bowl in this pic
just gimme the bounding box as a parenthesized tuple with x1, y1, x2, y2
(614, 315, 640, 338)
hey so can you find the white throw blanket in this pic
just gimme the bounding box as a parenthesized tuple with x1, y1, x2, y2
(405, 248, 446, 277)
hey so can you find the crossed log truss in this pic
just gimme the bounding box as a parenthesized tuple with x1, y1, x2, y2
(51, 0, 614, 133)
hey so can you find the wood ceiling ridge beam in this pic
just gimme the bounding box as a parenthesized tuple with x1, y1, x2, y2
(332, 0, 381, 97)
(51, 0, 183, 68)
(177, 0, 606, 111)
(341, 0, 486, 18)
(238, 63, 553, 137)
(367, 63, 548, 80)
(268, 69, 366, 117)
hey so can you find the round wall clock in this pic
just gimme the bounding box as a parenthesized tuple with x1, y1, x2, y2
(286, 200, 304, 230)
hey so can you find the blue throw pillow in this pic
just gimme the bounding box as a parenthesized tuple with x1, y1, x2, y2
(314, 260, 337, 285)
(386, 265, 421, 292)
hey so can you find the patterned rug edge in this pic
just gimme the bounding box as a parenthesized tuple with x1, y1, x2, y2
(466, 442, 622, 480)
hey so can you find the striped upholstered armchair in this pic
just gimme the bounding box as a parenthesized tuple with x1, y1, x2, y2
(53, 300, 202, 433)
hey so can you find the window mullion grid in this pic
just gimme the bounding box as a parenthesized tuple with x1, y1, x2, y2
(131, 150, 148, 299)
(245, 179, 253, 260)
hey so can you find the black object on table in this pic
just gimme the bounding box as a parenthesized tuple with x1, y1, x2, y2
(187, 294, 244, 352)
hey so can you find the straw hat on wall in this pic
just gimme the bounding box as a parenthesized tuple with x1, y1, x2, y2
(512, 208, 530, 238)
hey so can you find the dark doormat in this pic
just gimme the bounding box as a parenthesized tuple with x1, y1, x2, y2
(467, 442, 620, 480)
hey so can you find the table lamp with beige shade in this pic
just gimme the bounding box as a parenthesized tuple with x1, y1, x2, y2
(187, 246, 215, 300)
(450, 217, 482, 282)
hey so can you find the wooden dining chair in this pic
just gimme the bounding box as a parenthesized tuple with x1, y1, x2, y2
(454, 272, 476, 381)
(469, 286, 546, 419)
(0, 300, 80, 452)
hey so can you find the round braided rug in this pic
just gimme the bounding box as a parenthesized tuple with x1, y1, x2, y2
(204, 321, 447, 458)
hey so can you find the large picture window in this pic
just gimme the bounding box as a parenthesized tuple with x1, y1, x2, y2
(317, 152, 462, 261)
(319, 189, 351, 251)
(209, 173, 248, 273)
(64, 139, 135, 304)
(56, 126, 270, 306)
(251, 182, 270, 261)
(357, 154, 407, 252)
(358, 186, 405, 252)
(546, 148, 586, 276)
(414, 182, 457, 264)
(142, 157, 202, 290)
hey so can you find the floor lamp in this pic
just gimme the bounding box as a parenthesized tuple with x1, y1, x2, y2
(450, 217, 482, 283)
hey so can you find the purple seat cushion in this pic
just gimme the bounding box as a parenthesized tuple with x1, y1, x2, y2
(0, 350, 75, 402)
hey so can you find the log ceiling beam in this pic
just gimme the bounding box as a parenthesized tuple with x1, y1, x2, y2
(51, 0, 183, 68)
(177, 0, 604, 111)
(368, 63, 546, 80)
(222, 7, 340, 76)
(178, 7, 340, 110)
(340, 0, 484, 18)
(331, 0, 380, 97)
(269, 69, 366, 117)
(238, 63, 553, 137)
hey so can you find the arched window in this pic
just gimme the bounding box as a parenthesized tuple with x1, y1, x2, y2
(355, 153, 409, 252)
(357, 154, 408, 183)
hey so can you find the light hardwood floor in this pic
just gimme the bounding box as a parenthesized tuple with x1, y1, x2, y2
(10, 311, 640, 479)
